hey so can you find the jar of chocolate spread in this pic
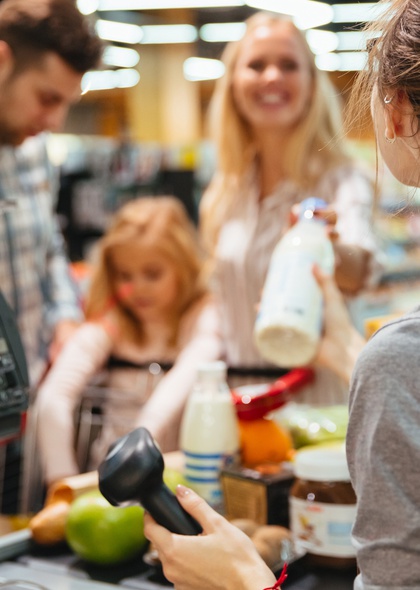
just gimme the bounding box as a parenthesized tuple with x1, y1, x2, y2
(289, 445, 357, 569)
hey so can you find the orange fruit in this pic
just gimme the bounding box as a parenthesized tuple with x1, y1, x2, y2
(238, 418, 293, 467)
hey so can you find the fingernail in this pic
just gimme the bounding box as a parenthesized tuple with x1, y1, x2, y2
(176, 484, 191, 497)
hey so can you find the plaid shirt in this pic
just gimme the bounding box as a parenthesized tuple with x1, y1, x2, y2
(0, 134, 83, 385)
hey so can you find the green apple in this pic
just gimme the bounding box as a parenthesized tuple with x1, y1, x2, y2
(163, 466, 188, 493)
(66, 490, 147, 566)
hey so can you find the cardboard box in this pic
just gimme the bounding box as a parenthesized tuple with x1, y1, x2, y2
(221, 462, 295, 527)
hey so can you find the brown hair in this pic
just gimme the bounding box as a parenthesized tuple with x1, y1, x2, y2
(0, 0, 102, 73)
(348, 0, 420, 136)
(85, 197, 208, 345)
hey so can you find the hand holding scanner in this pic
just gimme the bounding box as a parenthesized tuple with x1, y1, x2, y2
(98, 427, 202, 535)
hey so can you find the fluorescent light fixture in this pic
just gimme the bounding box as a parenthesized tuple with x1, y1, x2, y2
(200, 22, 246, 43)
(141, 24, 197, 44)
(184, 57, 225, 81)
(98, 0, 244, 9)
(306, 29, 338, 55)
(336, 31, 375, 51)
(316, 51, 368, 72)
(246, 0, 333, 29)
(332, 2, 389, 24)
(103, 46, 140, 68)
(77, 0, 99, 14)
(82, 68, 140, 92)
(95, 19, 143, 44)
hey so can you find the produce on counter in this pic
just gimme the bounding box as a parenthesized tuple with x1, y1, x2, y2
(29, 471, 98, 545)
(238, 417, 293, 466)
(274, 403, 348, 449)
(65, 490, 147, 565)
(29, 466, 187, 547)
(230, 518, 291, 570)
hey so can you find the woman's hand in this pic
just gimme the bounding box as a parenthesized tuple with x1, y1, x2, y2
(313, 265, 365, 384)
(290, 204, 370, 294)
(144, 485, 276, 590)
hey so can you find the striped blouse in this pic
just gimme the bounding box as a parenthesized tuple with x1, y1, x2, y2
(211, 162, 384, 406)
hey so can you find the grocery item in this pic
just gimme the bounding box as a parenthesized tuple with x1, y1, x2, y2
(65, 489, 147, 565)
(30, 465, 187, 545)
(274, 402, 348, 448)
(230, 519, 292, 570)
(180, 361, 239, 509)
(29, 471, 98, 545)
(254, 197, 334, 367)
(289, 445, 357, 569)
(238, 417, 293, 466)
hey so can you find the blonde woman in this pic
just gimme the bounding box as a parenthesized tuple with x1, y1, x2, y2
(36, 197, 222, 486)
(201, 12, 383, 405)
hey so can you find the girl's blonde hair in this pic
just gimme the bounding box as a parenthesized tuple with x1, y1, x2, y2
(85, 196, 207, 345)
(201, 11, 350, 253)
(348, 0, 420, 137)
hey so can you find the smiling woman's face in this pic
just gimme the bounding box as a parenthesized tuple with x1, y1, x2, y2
(231, 21, 313, 135)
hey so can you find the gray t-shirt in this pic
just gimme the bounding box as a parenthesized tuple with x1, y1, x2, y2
(347, 306, 420, 589)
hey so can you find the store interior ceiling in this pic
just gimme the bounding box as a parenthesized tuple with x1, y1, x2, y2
(78, 0, 383, 82)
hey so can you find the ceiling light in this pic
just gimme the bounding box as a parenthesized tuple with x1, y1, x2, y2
(141, 25, 198, 44)
(332, 3, 389, 24)
(246, 0, 333, 29)
(184, 57, 225, 81)
(97, 0, 244, 9)
(306, 30, 338, 55)
(316, 51, 368, 72)
(95, 19, 143, 44)
(200, 22, 246, 43)
(103, 46, 140, 68)
(82, 69, 140, 92)
(336, 31, 365, 51)
(77, 0, 99, 14)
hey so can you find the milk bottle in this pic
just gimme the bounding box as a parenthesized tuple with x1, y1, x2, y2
(180, 361, 239, 510)
(254, 198, 335, 368)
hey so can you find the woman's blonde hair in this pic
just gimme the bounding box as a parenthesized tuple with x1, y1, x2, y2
(85, 196, 207, 345)
(201, 11, 350, 252)
(348, 0, 420, 137)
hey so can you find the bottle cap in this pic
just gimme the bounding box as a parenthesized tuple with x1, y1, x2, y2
(293, 444, 350, 481)
(197, 360, 227, 381)
(299, 197, 328, 221)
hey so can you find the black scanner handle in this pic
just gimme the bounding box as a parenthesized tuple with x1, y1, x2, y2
(98, 427, 202, 535)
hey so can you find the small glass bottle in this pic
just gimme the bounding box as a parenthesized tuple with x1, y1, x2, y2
(180, 361, 239, 511)
(289, 445, 357, 569)
(254, 197, 335, 368)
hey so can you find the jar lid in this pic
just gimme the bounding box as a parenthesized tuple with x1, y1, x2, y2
(293, 445, 350, 482)
(197, 360, 227, 381)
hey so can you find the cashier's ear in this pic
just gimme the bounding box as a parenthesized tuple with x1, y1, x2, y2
(386, 90, 419, 139)
(0, 41, 15, 83)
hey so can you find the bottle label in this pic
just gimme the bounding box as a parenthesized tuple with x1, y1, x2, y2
(182, 450, 238, 509)
(289, 496, 356, 557)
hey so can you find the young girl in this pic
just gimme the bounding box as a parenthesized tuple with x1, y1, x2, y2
(35, 196, 222, 486)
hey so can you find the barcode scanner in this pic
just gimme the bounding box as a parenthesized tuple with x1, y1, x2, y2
(98, 427, 202, 535)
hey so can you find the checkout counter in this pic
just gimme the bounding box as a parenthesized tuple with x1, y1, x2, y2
(0, 530, 356, 589)
(0, 291, 356, 589)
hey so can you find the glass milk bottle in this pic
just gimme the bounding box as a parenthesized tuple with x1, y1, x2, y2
(254, 197, 335, 368)
(180, 361, 239, 510)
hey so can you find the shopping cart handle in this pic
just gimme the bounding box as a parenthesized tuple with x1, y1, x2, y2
(98, 427, 202, 536)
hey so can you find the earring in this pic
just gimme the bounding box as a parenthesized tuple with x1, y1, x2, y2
(385, 134, 396, 144)
(384, 95, 394, 104)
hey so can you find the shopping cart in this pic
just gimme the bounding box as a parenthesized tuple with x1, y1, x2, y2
(20, 362, 291, 514)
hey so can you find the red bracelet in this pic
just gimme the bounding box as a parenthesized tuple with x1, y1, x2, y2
(262, 564, 288, 590)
